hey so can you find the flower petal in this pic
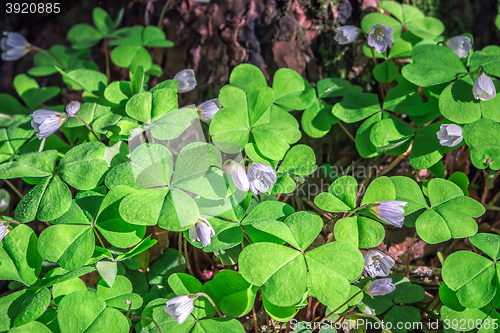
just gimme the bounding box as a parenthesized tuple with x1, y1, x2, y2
(66, 101, 81, 116)
(0, 223, 5, 242)
(334, 26, 358, 45)
(174, 69, 197, 93)
(230, 162, 249, 192)
(198, 99, 220, 122)
(4, 32, 27, 48)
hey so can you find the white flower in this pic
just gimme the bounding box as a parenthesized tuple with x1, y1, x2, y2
(189, 217, 215, 247)
(334, 25, 358, 45)
(359, 303, 373, 315)
(174, 69, 197, 93)
(66, 101, 81, 116)
(1, 32, 30, 61)
(247, 163, 277, 195)
(0, 189, 9, 213)
(0, 199, 7, 212)
(473, 74, 496, 101)
(370, 200, 408, 228)
(364, 250, 395, 277)
(437, 124, 463, 147)
(164, 295, 195, 324)
(230, 161, 249, 192)
(447, 36, 472, 58)
(31, 110, 66, 139)
(368, 24, 394, 54)
(0, 223, 5, 242)
(197, 98, 220, 122)
(365, 278, 396, 296)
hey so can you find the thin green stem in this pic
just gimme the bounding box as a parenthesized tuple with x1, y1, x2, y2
(346, 205, 368, 218)
(157, 0, 173, 28)
(379, 142, 412, 176)
(195, 292, 224, 318)
(184, 237, 194, 276)
(370, 47, 378, 66)
(129, 316, 162, 333)
(125, 300, 132, 317)
(323, 289, 364, 321)
(482, 170, 491, 205)
(93, 227, 106, 249)
(31, 45, 64, 68)
(222, 158, 234, 169)
(251, 303, 259, 333)
(39, 137, 46, 152)
(71, 115, 100, 141)
(406, 231, 418, 278)
(3, 219, 21, 226)
(333, 303, 360, 325)
(241, 227, 252, 244)
(0, 114, 14, 121)
(338, 122, 356, 143)
(4, 180, 23, 199)
(351, 313, 391, 332)
(325, 232, 335, 244)
(178, 232, 183, 269)
(483, 169, 500, 205)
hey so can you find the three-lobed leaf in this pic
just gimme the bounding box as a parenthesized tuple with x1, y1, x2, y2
(402, 45, 467, 87)
(415, 178, 484, 244)
(239, 240, 363, 308)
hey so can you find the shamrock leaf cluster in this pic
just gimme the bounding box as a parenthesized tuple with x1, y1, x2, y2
(0, 3, 498, 333)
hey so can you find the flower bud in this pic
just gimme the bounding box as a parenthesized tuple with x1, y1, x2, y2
(359, 303, 373, 315)
(447, 36, 472, 58)
(0, 223, 5, 242)
(230, 161, 249, 192)
(174, 69, 197, 93)
(437, 124, 463, 147)
(0, 189, 9, 213)
(365, 278, 396, 296)
(370, 200, 407, 228)
(197, 98, 220, 122)
(31, 110, 66, 139)
(164, 295, 195, 324)
(334, 26, 358, 45)
(66, 101, 81, 116)
(188, 217, 215, 247)
(473, 74, 496, 101)
(1, 32, 30, 61)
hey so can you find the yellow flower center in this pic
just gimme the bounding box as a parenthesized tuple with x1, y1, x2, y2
(372, 26, 385, 40)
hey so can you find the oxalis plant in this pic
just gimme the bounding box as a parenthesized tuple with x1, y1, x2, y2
(0, 2, 499, 333)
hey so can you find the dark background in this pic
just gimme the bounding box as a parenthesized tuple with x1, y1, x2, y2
(1, 0, 499, 101)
